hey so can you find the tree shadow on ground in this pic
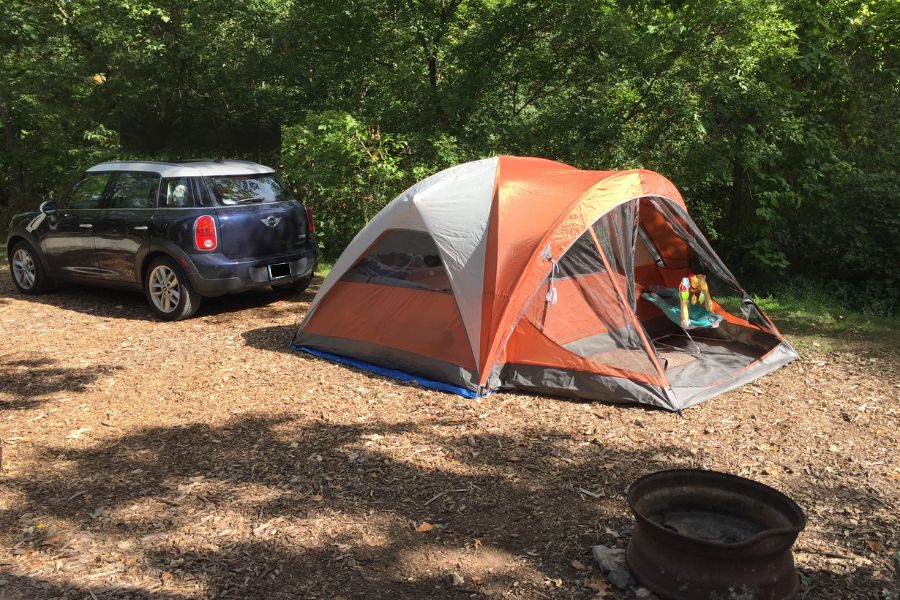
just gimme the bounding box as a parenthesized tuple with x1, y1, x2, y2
(0, 358, 118, 411)
(774, 315, 900, 348)
(0, 280, 157, 321)
(2, 413, 894, 599)
(0, 415, 681, 598)
(241, 324, 298, 354)
(0, 269, 321, 322)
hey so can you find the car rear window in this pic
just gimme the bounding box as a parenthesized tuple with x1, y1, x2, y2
(206, 174, 293, 205)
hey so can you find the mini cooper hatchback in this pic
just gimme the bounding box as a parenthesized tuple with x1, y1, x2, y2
(6, 160, 318, 320)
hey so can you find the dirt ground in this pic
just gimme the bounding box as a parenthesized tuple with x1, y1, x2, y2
(0, 266, 897, 600)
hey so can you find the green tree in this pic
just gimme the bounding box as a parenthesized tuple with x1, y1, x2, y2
(281, 111, 410, 256)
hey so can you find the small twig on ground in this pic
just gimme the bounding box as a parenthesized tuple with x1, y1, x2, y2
(797, 547, 858, 561)
(424, 488, 469, 506)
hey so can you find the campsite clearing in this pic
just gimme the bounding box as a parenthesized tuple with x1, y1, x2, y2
(0, 268, 897, 599)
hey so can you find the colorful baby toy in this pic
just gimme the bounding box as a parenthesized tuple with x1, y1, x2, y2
(678, 274, 713, 327)
(689, 274, 712, 310)
(678, 277, 691, 328)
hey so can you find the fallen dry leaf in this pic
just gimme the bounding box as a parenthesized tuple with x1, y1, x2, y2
(415, 521, 434, 533)
(588, 576, 608, 597)
(571, 559, 588, 571)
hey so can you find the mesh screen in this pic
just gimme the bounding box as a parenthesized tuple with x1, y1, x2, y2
(524, 212, 658, 377)
(557, 230, 605, 277)
(644, 198, 775, 333)
(519, 195, 779, 382)
(341, 229, 452, 293)
(593, 201, 638, 310)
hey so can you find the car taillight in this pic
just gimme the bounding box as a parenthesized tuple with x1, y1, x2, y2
(305, 207, 314, 237)
(194, 215, 217, 251)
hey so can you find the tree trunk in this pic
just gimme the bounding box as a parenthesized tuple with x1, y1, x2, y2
(728, 154, 752, 239)
(0, 84, 27, 205)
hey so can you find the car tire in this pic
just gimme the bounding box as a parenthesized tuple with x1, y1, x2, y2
(144, 256, 201, 321)
(8, 241, 54, 295)
(271, 273, 314, 296)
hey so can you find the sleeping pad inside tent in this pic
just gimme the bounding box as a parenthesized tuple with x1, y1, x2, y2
(292, 156, 797, 411)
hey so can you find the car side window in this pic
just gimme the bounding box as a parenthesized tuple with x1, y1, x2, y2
(160, 177, 195, 208)
(108, 172, 160, 209)
(65, 173, 110, 209)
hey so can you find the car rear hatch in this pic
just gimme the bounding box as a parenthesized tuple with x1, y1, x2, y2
(207, 173, 311, 260)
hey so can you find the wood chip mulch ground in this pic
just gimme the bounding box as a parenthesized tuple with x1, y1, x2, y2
(1, 266, 897, 599)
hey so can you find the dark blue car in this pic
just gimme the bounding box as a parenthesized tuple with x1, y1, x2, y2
(6, 160, 318, 320)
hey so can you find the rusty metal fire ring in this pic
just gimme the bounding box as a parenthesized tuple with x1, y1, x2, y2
(626, 469, 806, 600)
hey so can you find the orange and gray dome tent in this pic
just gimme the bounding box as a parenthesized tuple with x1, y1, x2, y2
(291, 156, 797, 410)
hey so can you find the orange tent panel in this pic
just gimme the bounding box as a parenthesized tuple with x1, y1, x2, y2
(302, 281, 475, 370)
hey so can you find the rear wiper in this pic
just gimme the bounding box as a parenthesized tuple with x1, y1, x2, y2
(232, 196, 265, 204)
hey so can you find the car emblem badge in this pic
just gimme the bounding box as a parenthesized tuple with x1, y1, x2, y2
(261, 216, 281, 228)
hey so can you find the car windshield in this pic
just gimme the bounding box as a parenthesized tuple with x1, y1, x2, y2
(207, 174, 293, 205)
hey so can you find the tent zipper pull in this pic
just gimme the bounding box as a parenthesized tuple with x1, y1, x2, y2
(545, 256, 559, 306)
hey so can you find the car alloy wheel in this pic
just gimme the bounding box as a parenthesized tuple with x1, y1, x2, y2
(148, 264, 181, 314)
(11, 247, 37, 290)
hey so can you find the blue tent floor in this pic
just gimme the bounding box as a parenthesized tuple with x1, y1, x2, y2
(293, 345, 480, 398)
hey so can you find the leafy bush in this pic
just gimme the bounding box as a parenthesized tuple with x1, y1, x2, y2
(281, 112, 411, 259)
(281, 113, 469, 259)
(784, 171, 899, 315)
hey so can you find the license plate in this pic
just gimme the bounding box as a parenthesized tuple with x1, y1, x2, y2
(268, 262, 291, 279)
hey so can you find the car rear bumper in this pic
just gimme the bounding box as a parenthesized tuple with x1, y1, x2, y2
(183, 247, 318, 297)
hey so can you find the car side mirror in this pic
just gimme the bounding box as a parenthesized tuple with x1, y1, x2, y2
(39, 200, 58, 215)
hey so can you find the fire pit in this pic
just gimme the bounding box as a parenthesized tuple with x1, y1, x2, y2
(626, 469, 806, 600)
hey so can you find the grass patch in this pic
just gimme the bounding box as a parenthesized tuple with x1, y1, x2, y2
(315, 260, 333, 278)
(664, 281, 897, 353)
(749, 283, 900, 352)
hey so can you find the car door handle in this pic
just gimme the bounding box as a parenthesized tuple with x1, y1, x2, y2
(79, 223, 93, 228)
(133, 226, 148, 231)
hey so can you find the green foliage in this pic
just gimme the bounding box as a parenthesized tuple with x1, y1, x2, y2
(1, 0, 897, 309)
(785, 171, 900, 309)
(281, 112, 410, 258)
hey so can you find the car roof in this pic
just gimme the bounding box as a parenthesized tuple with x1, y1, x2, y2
(86, 160, 275, 178)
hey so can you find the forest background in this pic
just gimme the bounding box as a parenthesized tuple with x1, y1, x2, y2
(1, 0, 897, 313)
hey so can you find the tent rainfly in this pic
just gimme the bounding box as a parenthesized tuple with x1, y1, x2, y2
(292, 156, 798, 410)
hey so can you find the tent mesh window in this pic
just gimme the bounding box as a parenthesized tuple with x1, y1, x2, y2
(631, 197, 783, 386)
(641, 197, 775, 334)
(340, 229, 452, 293)
(557, 231, 606, 277)
(523, 226, 659, 377)
(594, 201, 639, 310)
